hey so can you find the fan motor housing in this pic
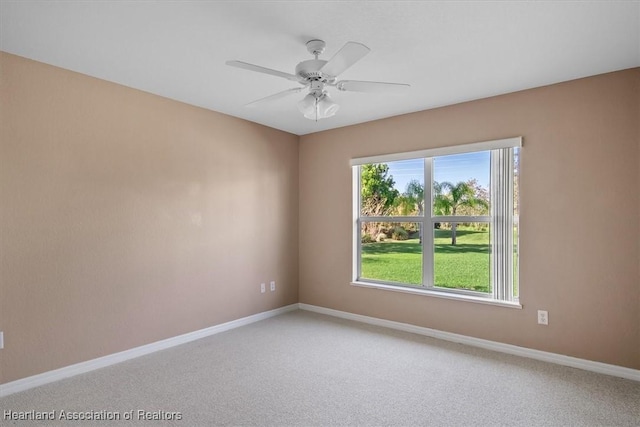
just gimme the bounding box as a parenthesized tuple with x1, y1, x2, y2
(295, 59, 336, 83)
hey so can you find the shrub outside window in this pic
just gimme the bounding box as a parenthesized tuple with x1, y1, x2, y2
(351, 137, 521, 304)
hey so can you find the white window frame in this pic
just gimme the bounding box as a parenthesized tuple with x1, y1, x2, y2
(351, 137, 522, 308)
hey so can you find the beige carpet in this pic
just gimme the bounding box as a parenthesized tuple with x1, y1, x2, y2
(1, 310, 639, 426)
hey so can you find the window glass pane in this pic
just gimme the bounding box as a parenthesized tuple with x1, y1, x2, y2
(433, 152, 490, 216)
(360, 160, 424, 217)
(433, 222, 490, 293)
(360, 222, 422, 285)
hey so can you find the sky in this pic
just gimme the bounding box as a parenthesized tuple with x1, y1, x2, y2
(386, 151, 490, 193)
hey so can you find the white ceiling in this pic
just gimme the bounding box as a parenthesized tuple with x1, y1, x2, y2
(1, 1, 639, 136)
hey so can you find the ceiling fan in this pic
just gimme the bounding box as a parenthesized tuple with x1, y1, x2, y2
(226, 39, 410, 120)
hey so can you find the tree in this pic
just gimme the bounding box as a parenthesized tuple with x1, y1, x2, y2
(360, 164, 399, 238)
(454, 179, 489, 217)
(433, 181, 489, 245)
(360, 163, 400, 215)
(405, 179, 425, 216)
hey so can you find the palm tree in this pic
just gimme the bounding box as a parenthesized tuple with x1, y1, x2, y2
(396, 180, 425, 242)
(396, 179, 424, 216)
(433, 181, 488, 245)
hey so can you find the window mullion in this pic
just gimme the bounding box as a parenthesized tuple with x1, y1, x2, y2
(360, 216, 424, 223)
(423, 158, 434, 288)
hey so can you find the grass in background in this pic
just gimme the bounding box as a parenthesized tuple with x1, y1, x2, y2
(361, 228, 490, 292)
(361, 240, 423, 285)
(434, 229, 490, 292)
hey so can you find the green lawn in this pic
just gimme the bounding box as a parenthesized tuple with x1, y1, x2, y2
(361, 228, 491, 292)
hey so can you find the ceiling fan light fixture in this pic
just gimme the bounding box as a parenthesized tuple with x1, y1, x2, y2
(298, 92, 339, 120)
(317, 93, 339, 118)
(298, 93, 318, 119)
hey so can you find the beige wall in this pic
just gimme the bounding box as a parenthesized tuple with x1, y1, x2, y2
(299, 69, 640, 370)
(0, 52, 299, 384)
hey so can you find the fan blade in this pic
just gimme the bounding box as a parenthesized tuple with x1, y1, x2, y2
(226, 60, 299, 82)
(245, 87, 305, 107)
(336, 80, 410, 93)
(320, 42, 370, 77)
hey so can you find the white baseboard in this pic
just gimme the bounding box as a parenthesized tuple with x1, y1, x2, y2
(298, 303, 640, 382)
(0, 304, 298, 397)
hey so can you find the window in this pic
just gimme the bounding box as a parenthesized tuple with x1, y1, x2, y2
(352, 137, 521, 305)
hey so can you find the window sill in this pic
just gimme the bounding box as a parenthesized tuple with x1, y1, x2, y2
(350, 281, 522, 309)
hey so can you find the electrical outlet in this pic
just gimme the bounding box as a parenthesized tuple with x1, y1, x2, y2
(270, 281, 276, 291)
(0, 331, 4, 349)
(537, 310, 548, 325)
(260, 283, 266, 293)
